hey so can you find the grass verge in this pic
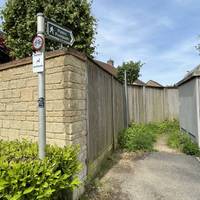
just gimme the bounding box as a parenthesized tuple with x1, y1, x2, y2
(119, 120, 200, 156)
(167, 130, 200, 156)
(118, 120, 177, 152)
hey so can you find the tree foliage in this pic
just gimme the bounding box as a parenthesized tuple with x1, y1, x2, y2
(117, 61, 143, 84)
(1, 0, 97, 58)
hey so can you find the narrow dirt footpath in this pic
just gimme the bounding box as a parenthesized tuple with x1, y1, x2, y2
(82, 137, 200, 200)
(154, 135, 181, 153)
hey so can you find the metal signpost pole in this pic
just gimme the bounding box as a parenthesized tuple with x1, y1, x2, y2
(33, 14, 74, 159)
(124, 70, 128, 128)
(37, 13, 46, 159)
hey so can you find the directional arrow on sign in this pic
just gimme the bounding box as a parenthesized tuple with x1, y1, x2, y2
(46, 20, 74, 46)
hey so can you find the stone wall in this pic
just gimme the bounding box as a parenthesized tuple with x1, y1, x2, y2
(63, 54, 88, 199)
(0, 51, 86, 142)
(0, 50, 88, 199)
(1, 52, 61, 145)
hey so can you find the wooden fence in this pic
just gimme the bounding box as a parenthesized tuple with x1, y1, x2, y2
(128, 85, 179, 123)
(87, 60, 126, 174)
(85, 57, 179, 175)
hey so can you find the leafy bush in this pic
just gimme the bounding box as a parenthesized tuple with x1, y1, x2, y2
(167, 131, 200, 156)
(0, 140, 81, 200)
(119, 123, 160, 152)
(158, 120, 179, 134)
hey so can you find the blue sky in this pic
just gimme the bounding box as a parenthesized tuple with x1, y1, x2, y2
(92, 0, 200, 85)
(0, 0, 200, 85)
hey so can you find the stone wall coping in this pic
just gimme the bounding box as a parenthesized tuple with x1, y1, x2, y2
(0, 48, 87, 72)
(0, 48, 123, 85)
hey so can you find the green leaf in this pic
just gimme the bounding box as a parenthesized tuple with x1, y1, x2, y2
(10, 192, 22, 200)
(23, 186, 35, 194)
(0, 179, 8, 187)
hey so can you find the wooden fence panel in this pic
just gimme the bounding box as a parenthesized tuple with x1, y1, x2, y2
(164, 88, 179, 120)
(128, 85, 179, 123)
(145, 87, 165, 122)
(87, 61, 123, 164)
(112, 78, 126, 146)
(128, 86, 145, 123)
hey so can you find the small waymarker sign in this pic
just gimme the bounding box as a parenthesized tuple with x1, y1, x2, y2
(32, 35, 44, 51)
(46, 20, 74, 46)
(32, 51, 44, 73)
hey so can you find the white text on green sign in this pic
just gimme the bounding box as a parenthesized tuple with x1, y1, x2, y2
(46, 20, 74, 46)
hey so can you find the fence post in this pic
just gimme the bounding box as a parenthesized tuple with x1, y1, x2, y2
(124, 70, 128, 128)
(142, 85, 146, 123)
(163, 87, 166, 120)
(111, 76, 115, 149)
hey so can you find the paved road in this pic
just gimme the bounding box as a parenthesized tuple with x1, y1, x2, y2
(121, 152, 200, 200)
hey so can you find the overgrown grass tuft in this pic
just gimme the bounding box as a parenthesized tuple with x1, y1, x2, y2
(119, 122, 163, 152)
(158, 120, 179, 134)
(167, 130, 200, 156)
(119, 119, 200, 156)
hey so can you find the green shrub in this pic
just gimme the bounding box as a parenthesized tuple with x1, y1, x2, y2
(119, 123, 158, 151)
(167, 130, 182, 149)
(118, 121, 177, 152)
(0, 140, 81, 200)
(167, 131, 200, 156)
(158, 120, 179, 134)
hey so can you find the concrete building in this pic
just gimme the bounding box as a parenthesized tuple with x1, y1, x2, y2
(177, 65, 200, 146)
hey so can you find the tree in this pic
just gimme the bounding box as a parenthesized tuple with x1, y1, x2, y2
(1, 0, 96, 58)
(117, 61, 143, 84)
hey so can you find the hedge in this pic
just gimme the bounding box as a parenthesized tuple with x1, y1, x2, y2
(0, 140, 81, 200)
